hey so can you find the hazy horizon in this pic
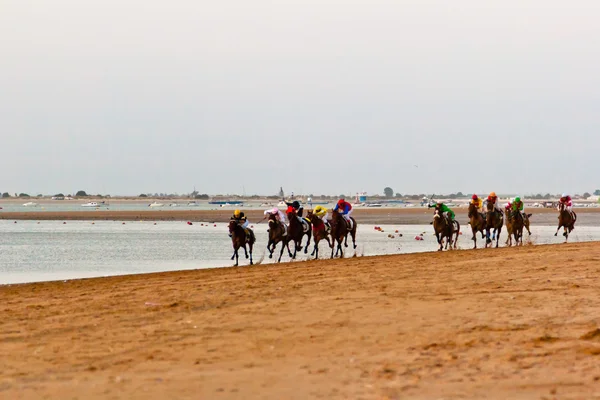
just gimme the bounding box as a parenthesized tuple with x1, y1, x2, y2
(2, 1, 599, 196)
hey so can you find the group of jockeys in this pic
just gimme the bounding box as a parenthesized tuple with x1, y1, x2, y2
(229, 198, 354, 236)
(430, 192, 575, 227)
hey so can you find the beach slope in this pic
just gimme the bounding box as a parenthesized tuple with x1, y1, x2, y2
(3, 243, 600, 399)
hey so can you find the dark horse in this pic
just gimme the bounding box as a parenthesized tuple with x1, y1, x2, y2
(286, 210, 312, 259)
(432, 205, 459, 251)
(306, 210, 333, 259)
(228, 220, 255, 266)
(266, 213, 291, 262)
(485, 201, 503, 248)
(329, 209, 357, 258)
(508, 209, 524, 246)
(555, 203, 577, 242)
(467, 203, 486, 249)
(506, 210, 533, 246)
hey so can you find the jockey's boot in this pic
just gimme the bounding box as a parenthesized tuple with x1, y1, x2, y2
(325, 222, 331, 232)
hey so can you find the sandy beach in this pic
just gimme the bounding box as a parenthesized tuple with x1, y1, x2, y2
(3, 243, 600, 399)
(1, 207, 600, 225)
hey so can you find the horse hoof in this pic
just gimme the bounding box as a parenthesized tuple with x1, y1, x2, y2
(269, 255, 273, 259)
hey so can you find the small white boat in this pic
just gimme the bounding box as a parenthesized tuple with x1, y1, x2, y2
(23, 202, 38, 207)
(366, 203, 383, 208)
(169, 203, 178, 207)
(149, 202, 164, 208)
(187, 201, 199, 206)
(82, 202, 100, 207)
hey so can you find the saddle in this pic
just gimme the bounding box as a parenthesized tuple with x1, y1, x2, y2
(299, 217, 310, 233)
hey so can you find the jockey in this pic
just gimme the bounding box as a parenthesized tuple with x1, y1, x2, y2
(505, 198, 513, 214)
(428, 201, 455, 225)
(313, 205, 330, 226)
(229, 209, 250, 237)
(285, 200, 304, 217)
(485, 191, 504, 215)
(470, 194, 483, 212)
(333, 198, 353, 228)
(559, 193, 573, 212)
(511, 196, 525, 219)
(264, 207, 287, 224)
(231, 209, 249, 229)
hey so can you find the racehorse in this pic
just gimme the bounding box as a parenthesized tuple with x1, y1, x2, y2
(432, 204, 459, 251)
(286, 210, 312, 259)
(306, 210, 333, 259)
(509, 209, 524, 246)
(228, 220, 255, 266)
(467, 202, 486, 249)
(329, 209, 357, 258)
(485, 201, 503, 248)
(555, 203, 577, 242)
(266, 213, 291, 262)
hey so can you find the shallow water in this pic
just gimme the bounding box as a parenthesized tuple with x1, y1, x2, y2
(1, 220, 599, 284)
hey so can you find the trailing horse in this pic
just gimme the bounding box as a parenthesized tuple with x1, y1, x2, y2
(467, 202, 486, 249)
(485, 201, 503, 248)
(432, 204, 459, 251)
(286, 210, 312, 259)
(266, 213, 291, 262)
(228, 220, 255, 266)
(306, 210, 333, 259)
(555, 203, 577, 242)
(329, 209, 357, 258)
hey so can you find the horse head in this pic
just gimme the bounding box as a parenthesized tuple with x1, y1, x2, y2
(468, 203, 477, 218)
(228, 220, 237, 233)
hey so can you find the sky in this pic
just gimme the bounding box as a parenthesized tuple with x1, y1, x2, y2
(1, 1, 599, 197)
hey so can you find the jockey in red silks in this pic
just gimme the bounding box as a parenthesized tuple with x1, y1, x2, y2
(333, 198, 353, 228)
(559, 193, 573, 212)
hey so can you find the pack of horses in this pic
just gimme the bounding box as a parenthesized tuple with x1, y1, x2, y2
(439, 201, 577, 251)
(228, 209, 357, 266)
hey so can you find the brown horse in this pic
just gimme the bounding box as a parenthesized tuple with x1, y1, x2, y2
(485, 201, 503, 248)
(555, 203, 577, 242)
(467, 203, 486, 249)
(509, 210, 524, 246)
(432, 205, 459, 251)
(228, 220, 255, 266)
(306, 210, 333, 259)
(330, 210, 357, 258)
(506, 210, 533, 246)
(266, 213, 291, 262)
(286, 210, 312, 259)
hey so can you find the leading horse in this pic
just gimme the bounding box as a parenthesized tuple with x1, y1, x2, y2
(432, 204, 459, 251)
(555, 203, 576, 242)
(306, 210, 333, 259)
(228, 220, 255, 266)
(485, 201, 503, 248)
(330, 209, 357, 258)
(467, 202, 486, 249)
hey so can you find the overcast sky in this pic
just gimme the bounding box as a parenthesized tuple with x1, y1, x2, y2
(1, 1, 599, 196)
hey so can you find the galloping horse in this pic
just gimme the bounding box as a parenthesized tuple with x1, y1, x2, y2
(266, 213, 291, 262)
(509, 209, 524, 246)
(432, 205, 459, 251)
(485, 201, 503, 248)
(306, 210, 333, 259)
(329, 209, 357, 258)
(228, 220, 255, 266)
(286, 210, 312, 259)
(555, 203, 577, 242)
(467, 202, 486, 249)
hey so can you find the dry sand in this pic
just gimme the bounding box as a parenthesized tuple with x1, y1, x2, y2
(3, 243, 600, 399)
(2, 207, 600, 225)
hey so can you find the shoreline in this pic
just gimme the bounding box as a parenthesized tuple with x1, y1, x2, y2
(3, 242, 600, 398)
(1, 207, 599, 225)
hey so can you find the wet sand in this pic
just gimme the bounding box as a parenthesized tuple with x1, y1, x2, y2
(1, 207, 600, 225)
(3, 243, 600, 399)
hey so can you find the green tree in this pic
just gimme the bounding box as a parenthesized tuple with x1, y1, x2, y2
(383, 187, 394, 198)
(139, 193, 148, 197)
(18, 193, 30, 198)
(1, 192, 10, 198)
(395, 193, 402, 198)
(76, 190, 88, 197)
(583, 192, 591, 199)
(195, 194, 209, 200)
(594, 189, 600, 196)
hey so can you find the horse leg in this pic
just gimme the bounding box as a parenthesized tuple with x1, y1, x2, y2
(304, 231, 312, 254)
(351, 228, 357, 249)
(267, 240, 274, 259)
(554, 223, 562, 237)
(277, 241, 286, 263)
(233, 248, 239, 266)
(249, 243, 253, 265)
(243, 244, 248, 259)
(495, 228, 501, 248)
